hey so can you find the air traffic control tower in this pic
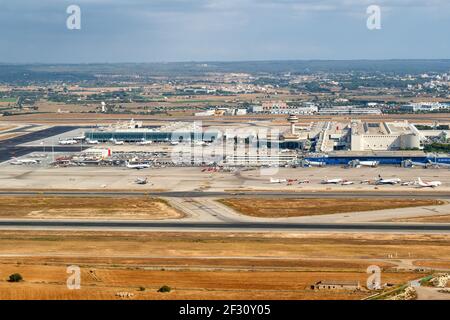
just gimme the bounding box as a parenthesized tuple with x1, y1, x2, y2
(287, 114, 299, 135)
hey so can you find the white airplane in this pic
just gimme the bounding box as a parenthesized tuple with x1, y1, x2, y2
(59, 139, 78, 145)
(86, 139, 100, 144)
(29, 153, 47, 158)
(109, 139, 124, 145)
(126, 162, 151, 170)
(341, 180, 354, 185)
(137, 140, 153, 145)
(73, 135, 86, 141)
(170, 141, 180, 145)
(321, 178, 343, 184)
(270, 177, 287, 184)
(304, 160, 326, 167)
(417, 177, 442, 188)
(376, 175, 402, 185)
(135, 177, 148, 185)
(348, 160, 379, 168)
(10, 158, 40, 165)
(359, 161, 379, 167)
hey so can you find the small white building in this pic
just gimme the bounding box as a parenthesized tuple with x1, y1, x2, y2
(400, 102, 450, 113)
(82, 148, 112, 159)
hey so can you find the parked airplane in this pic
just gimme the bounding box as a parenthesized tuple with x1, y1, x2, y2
(59, 139, 78, 145)
(86, 139, 100, 144)
(135, 177, 148, 185)
(126, 162, 151, 170)
(341, 180, 354, 185)
(348, 160, 379, 168)
(137, 140, 153, 145)
(73, 135, 86, 141)
(321, 178, 343, 184)
(376, 175, 402, 185)
(170, 141, 180, 145)
(270, 177, 287, 184)
(417, 177, 442, 188)
(109, 139, 124, 145)
(10, 158, 40, 165)
(304, 160, 326, 167)
(359, 161, 379, 167)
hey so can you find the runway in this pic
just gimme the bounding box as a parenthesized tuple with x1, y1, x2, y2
(0, 219, 449, 233)
(0, 190, 449, 199)
(0, 126, 88, 162)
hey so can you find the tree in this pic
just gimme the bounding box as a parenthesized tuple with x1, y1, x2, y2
(8, 273, 23, 282)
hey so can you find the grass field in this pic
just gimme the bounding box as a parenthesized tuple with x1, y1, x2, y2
(219, 198, 443, 218)
(0, 196, 183, 220)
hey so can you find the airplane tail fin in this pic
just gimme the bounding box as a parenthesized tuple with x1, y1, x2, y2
(418, 177, 423, 184)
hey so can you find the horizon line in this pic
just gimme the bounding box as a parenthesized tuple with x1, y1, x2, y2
(1, 58, 450, 65)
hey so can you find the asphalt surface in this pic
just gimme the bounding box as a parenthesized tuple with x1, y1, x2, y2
(0, 126, 88, 162)
(0, 190, 449, 199)
(0, 219, 448, 232)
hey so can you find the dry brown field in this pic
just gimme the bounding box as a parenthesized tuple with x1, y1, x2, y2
(0, 264, 423, 300)
(0, 196, 183, 220)
(388, 215, 450, 223)
(413, 260, 450, 270)
(219, 198, 443, 218)
(0, 231, 442, 300)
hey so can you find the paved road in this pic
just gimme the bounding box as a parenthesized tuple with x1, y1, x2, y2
(0, 190, 449, 199)
(0, 219, 449, 233)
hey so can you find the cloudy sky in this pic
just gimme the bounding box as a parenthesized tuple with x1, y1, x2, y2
(1, 0, 449, 63)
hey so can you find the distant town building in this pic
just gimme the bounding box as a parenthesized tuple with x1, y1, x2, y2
(318, 106, 382, 115)
(251, 101, 318, 115)
(195, 108, 247, 117)
(399, 102, 450, 113)
(195, 110, 215, 117)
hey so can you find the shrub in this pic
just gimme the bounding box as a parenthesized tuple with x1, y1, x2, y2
(158, 285, 171, 293)
(8, 273, 23, 282)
